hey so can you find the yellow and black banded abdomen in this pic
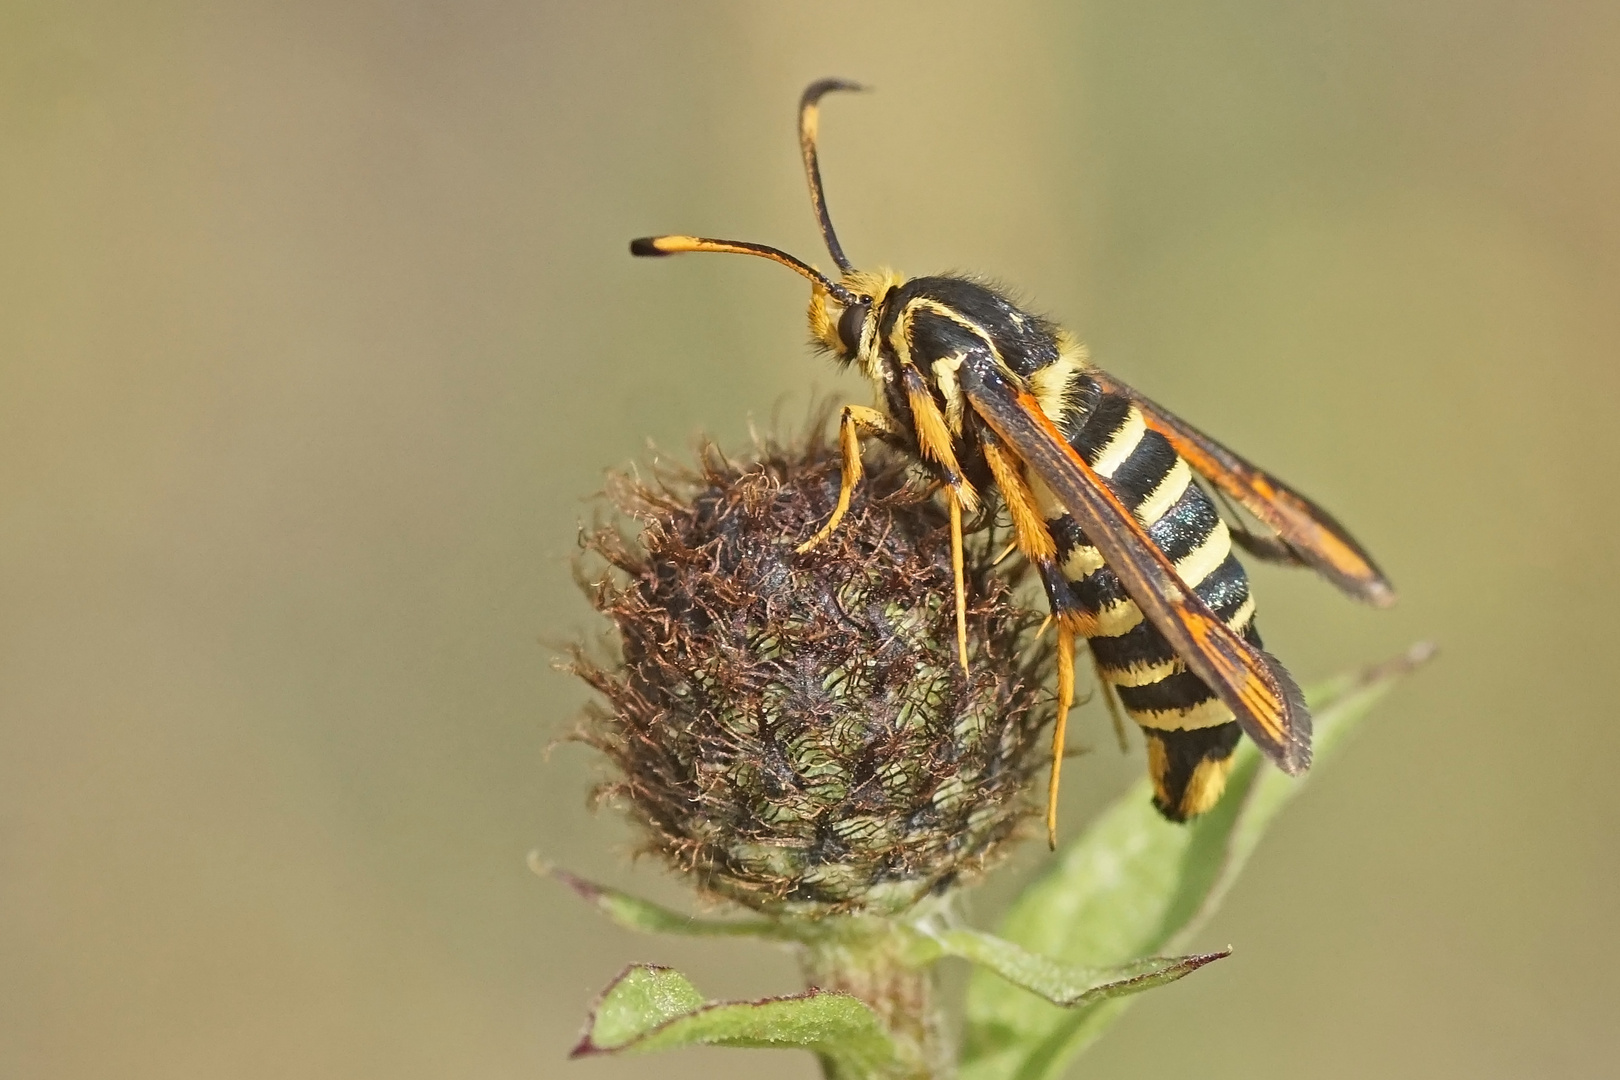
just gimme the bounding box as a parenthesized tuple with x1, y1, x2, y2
(1035, 384, 1260, 821)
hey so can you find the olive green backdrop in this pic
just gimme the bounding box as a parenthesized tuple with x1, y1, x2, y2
(3, 2, 1617, 1077)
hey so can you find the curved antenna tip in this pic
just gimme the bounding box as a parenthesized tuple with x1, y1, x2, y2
(799, 81, 864, 273)
(802, 78, 868, 104)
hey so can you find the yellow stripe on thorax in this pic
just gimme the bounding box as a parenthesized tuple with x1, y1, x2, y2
(1028, 333, 1089, 422)
(890, 297, 1005, 438)
(890, 298, 1003, 367)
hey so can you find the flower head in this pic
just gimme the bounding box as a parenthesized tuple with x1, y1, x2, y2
(573, 428, 1053, 915)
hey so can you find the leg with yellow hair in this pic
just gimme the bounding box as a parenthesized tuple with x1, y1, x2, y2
(946, 489, 970, 673)
(796, 405, 897, 553)
(1046, 621, 1077, 849)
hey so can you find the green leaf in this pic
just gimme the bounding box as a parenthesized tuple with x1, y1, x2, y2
(961, 643, 1433, 1080)
(928, 926, 1228, 1007)
(572, 964, 909, 1077)
(572, 964, 704, 1051)
(531, 857, 793, 940)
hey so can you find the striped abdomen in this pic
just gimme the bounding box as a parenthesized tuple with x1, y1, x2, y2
(1033, 376, 1259, 820)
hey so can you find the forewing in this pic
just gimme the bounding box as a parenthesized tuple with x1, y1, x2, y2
(959, 356, 1311, 774)
(1092, 370, 1395, 608)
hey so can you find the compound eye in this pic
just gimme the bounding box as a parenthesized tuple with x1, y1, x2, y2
(836, 301, 870, 355)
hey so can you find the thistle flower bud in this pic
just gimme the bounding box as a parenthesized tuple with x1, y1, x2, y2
(573, 429, 1052, 917)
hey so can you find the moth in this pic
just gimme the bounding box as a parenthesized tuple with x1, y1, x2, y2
(631, 80, 1393, 843)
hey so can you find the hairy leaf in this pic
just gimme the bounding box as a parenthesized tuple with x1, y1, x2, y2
(572, 964, 908, 1076)
(929, 926, 1227, 1007)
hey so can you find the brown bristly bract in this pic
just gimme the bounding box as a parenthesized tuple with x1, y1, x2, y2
(569, 421, 1054, 917)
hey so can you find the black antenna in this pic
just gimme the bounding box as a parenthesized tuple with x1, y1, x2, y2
(798, 78, 864, 274)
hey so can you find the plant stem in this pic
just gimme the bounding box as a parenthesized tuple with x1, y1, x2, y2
(799, 922, 951, 1080)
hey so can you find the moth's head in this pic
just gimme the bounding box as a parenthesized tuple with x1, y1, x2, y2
(631, 79, 898, 377)
(807, 268, 903, 375)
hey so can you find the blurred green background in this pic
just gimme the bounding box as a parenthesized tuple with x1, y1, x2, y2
(3, 2, 1618, 1077)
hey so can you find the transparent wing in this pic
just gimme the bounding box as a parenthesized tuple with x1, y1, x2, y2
(1093, 370, 1394, 608)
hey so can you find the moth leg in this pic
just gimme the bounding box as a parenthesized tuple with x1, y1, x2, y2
(1047, 621, 1077, 849)
(796, 405, 897, 553)
(981, 433, 1057, 567)
(898, 365, 983, 677)
(981, 431, 1081, 845)
(947, 489, 969, 674)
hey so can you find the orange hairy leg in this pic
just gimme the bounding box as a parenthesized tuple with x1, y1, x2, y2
(1048, 622, 1078, 848)
(796, 405, 897, 553)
